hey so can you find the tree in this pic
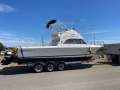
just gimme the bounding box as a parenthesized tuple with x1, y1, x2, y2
(0, 42, 5, 51)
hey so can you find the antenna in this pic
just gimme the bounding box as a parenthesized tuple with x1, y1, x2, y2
(93, 32, 96, 45)
(41, 36, 44, 46)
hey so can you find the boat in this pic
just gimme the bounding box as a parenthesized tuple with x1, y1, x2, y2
(1, 20, 103, 72)
(17, 27, 102, 61)
(1, 20, 103, 65)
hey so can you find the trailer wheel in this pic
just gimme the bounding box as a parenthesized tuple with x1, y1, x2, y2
(33, 63, 43, 73)
(57, 62, 65, 71)
(46, 63, 55, 72)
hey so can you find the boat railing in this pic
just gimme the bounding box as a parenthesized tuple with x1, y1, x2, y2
(5, 40, 104, 47)
(86, 40, 104, 45)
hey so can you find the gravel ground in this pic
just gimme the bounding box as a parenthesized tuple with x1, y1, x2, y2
(0, 63, 120, 90)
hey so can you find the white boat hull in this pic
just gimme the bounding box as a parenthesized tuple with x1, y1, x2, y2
(17, 45, 102, 59)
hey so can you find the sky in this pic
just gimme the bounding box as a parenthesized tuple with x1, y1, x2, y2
(0, 0, 120, 46)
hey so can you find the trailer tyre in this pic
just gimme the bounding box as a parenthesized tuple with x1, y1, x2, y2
(57, 62, 65, 71)
(46, 63, 55, 72)
(33, 63, 43, 73)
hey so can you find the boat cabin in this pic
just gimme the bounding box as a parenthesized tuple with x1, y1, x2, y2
(51, 29, 86, 46)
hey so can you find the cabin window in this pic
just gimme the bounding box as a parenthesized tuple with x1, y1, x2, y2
(64, 39, 86, 44)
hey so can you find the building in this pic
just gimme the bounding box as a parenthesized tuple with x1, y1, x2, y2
(104, 43, 120, 64)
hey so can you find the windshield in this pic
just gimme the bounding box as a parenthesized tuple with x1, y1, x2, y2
(64, 39, 86, 44)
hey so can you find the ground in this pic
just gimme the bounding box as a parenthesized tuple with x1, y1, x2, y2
(0, 63, 120, 90)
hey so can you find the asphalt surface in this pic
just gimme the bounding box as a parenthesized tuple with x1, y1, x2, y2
(0, 64, 120, 90)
